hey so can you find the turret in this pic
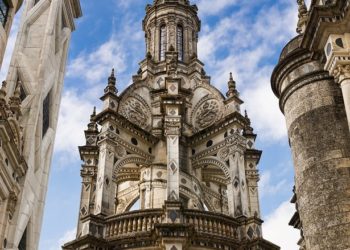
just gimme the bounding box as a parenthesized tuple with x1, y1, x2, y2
(271, 0, 350, 248)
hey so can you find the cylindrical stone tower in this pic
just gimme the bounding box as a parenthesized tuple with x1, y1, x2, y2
(271, 34, 350, 249)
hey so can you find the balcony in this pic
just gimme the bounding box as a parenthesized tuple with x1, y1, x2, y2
(64, 202, 279, 250)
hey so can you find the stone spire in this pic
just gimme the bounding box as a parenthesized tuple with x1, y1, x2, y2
(87, 106, 98, 132)
(226, 72, 239, 98)
(243, 110, 255, 136)
(296, 0, 308, 34)
(104, 68, 118, 95)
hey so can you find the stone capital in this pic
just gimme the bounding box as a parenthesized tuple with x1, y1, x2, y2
(332, 64, 350, 84)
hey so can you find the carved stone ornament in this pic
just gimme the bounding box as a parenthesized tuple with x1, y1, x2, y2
(332, 64, 350, 83)
(193, 97, 221, 130)
(119, 94, 151, 130)
(218, 147, 230, 162)
(115, 144, 127, 158)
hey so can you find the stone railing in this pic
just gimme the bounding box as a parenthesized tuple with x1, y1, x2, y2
(183, 210, 240, 239)
(68, 206, 277, 250)
(104, 208, 241, 240)
(105, 209, 163, 238)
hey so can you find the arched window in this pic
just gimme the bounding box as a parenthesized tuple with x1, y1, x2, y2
(159, 25, 167, 61)
(177, 25, 184, 61)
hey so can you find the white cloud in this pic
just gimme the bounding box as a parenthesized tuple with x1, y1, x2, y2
(197, 0, 297, 141)
(259, 171, 288, 198)
(50, 228, 76, 250)
(54, 89, 94, 159)
(194, 0, 238, 15)
(263, 201, 300, 250)
(67, 34, 127, 84)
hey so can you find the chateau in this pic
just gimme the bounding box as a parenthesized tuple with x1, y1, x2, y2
(272, 0, 350, 249)
(0, 0, 349, 249)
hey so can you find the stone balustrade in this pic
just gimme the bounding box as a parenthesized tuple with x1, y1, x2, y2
(183, 210, 240, 239)
(105, 209, 163, 238)
(104, 209, 242, 240)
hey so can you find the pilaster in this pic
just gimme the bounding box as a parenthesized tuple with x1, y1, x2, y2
(95, 139, 115, 216)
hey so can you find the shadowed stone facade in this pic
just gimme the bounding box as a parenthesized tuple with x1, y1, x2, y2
(0, 0, 82, 249)
(271, 1, 350, 249)
(63, 1, 279, 250)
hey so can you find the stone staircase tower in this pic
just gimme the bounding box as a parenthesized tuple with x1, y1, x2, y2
(271, 0, 350, 249)
(63, 1, 279, 250)
(1, 0, 82, 249)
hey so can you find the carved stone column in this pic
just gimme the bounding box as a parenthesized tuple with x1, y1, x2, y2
(165, 114, 181, 201)
(94, 140, 115, 215)
(164, 75, 182, 202)
(332, 65, 350, 130)
(324, 33, 350, 131)
(227, 137, 249, 217)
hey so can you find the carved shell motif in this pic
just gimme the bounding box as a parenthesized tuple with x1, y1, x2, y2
(119, 94, 151, 130)
(192, 96, 222, 130)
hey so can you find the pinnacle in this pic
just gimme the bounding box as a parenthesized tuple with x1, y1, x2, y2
(104, 68, 118, 95)
(226, 72, 238, 98)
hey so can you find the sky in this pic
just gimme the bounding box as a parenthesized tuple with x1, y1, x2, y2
(0, 0, 311, 249)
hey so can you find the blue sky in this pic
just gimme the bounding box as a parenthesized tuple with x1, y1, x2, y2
(0, 0, 311, 249)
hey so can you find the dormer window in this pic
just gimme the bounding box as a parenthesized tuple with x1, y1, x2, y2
(177, 25, 184, 61)
(159, 25, 167, 61)
(0, 0, 9, 27)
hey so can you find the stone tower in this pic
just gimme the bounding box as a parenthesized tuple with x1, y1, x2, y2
(0, 0, 23, 69)
(0, 0, 81, 249)
(63, 1, 278, 249)
(271, 0, 350, 249)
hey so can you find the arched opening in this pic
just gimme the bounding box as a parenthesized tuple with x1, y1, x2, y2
(159, 25, 167, 61)
(127, 197, 141, 211)
(177, 25, 184, 61)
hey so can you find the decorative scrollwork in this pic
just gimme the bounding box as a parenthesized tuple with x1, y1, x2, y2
(192, 95, 222, 131)
(119, 94, 151, 130)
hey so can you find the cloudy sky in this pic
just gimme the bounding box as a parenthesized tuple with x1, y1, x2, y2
(0, 0, 310, 249)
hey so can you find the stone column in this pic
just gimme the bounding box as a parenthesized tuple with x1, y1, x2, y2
(228, 149, 249, 217)
(94, 140, 115, 215)
(332, 64, 350, 131)
(272, 47, 350, 249)
(165, 113, 181, 201)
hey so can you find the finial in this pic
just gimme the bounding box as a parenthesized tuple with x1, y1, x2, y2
(104, 68, 118, 95)
(229, 72, 234, 81)
(243, 109, 254, 135)
(108, 68, 116, 85)
(226, 72, 239, 98)
(296, 0, 308, 34)
(88, 106, 98, 132)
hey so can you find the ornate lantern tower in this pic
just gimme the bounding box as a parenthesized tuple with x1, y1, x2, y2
(64, 1, 279, 249)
